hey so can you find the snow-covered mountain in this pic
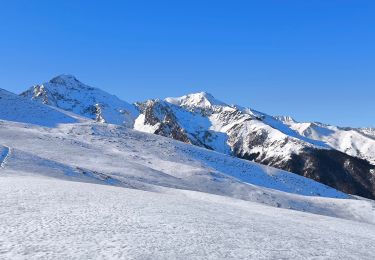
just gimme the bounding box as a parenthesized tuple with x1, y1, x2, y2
(20, 76, 375, 200)
(136, 92, 375, 199)
(20, 75, 139, 127)
(2, 83, 375, 258)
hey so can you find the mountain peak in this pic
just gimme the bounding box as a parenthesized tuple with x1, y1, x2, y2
(275, 115, 297, 124)
(165, 91, 227, 109)
(49, 74, 81, 85)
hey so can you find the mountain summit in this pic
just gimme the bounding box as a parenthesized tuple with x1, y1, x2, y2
(165, 92, 227, 111)
(49, 74, 82, 86)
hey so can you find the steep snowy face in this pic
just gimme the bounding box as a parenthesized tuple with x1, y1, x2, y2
(20, 75, 139, 127)
(135, 93, 375, 199)
(278, 118, 375, 165)
(0, 88, 82, 127)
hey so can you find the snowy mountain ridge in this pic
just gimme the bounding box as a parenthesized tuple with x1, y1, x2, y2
(278, 117, 375, 165)
(19, 75, 375, 199)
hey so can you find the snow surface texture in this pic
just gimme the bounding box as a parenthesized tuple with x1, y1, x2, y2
(20, 75, 139, 127)
(1, 176, 375, 260)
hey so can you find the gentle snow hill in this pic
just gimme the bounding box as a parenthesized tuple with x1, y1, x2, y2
(1, 176, 375, 259)
(0, 88, 84, 127)
(20, 74, 139, 127)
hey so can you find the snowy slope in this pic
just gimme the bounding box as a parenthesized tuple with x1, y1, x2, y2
(20, 75, 139, 127)
(1, 176, 375, 259)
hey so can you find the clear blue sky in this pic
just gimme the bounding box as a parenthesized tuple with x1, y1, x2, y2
(0, 0, 374, 127)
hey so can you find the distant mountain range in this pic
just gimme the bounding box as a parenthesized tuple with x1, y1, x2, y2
(19, 74, 375, 199)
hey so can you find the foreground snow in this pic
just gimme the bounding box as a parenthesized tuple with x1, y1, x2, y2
(1, 176, 375, 260)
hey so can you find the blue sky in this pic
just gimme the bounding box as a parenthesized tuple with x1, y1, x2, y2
(0, 0, 374, 127)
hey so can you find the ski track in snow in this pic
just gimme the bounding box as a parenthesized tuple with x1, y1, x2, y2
(0, 145, 10, 168)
